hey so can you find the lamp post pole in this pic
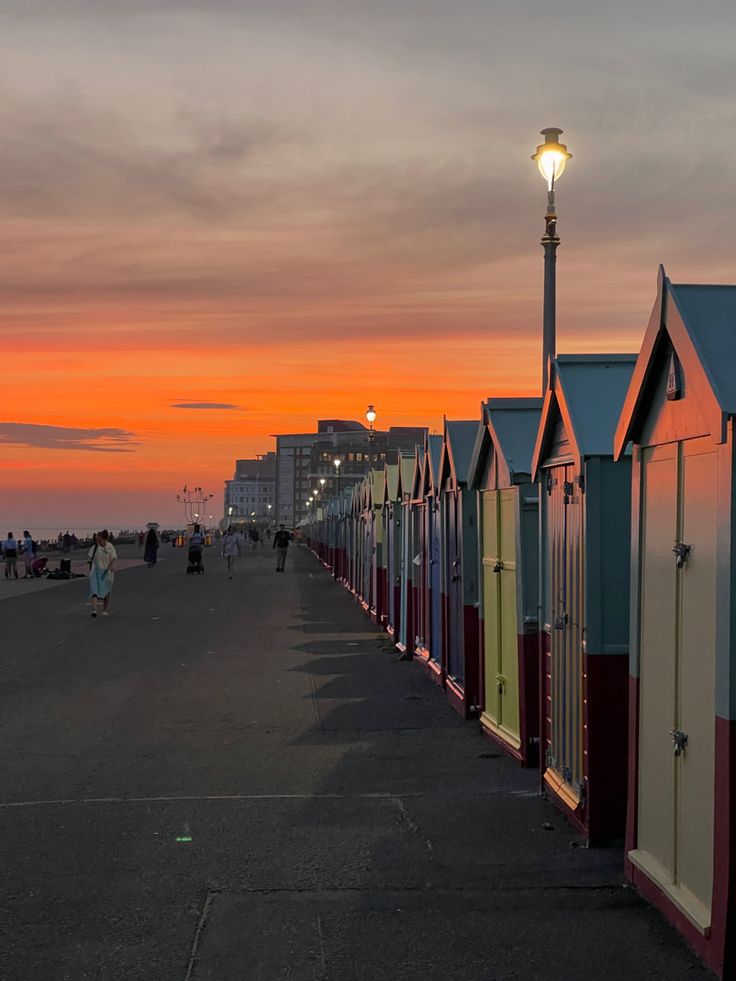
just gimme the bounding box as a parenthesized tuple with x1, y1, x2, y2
(541, 190, 559, 396)
(532, 128, 572, 395)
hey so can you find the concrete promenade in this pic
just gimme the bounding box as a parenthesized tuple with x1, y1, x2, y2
(0, 543, 715, 979)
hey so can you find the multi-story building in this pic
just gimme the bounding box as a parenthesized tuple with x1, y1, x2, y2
(275, 421, 427, 526)
(223, 453, 276, 525)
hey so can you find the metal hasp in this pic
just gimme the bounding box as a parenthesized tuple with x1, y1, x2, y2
(672, 541, 692, 568)
(671, 729, 689, 757)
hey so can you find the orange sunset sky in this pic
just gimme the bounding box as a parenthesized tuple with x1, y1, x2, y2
(3, 1, 736, 528)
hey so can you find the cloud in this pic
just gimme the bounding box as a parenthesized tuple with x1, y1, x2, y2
(171, 401, 241, 410)
(0, 423, 141, 452)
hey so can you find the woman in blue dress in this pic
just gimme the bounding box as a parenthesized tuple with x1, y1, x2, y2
(88, 530, 117, 617)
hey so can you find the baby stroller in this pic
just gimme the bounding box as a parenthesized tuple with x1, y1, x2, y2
(186, 546, 204, 575)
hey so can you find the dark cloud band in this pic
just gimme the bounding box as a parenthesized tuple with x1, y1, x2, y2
(0, 422, 140, 452)
(170, 402, 241, 410)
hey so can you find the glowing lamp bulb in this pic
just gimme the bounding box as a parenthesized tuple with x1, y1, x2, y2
(532, 127, 572, 191)
(366, 404, 377, 425)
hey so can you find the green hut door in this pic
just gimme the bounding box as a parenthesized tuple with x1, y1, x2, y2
(481, 489, 521, 748)
(633, 438, 716, 930)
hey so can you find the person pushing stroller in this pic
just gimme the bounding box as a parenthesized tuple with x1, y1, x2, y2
(187, 524, 205, 574)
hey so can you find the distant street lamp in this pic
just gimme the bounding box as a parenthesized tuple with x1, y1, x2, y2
(334, 456, 342, 495)
(532, 127, 572, 394)
(366, 404, 377, 445)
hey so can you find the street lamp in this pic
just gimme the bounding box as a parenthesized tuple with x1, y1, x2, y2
(334, 456, 342, 495)
(532, 127, 572, 394)
(366, 404, 377, 445)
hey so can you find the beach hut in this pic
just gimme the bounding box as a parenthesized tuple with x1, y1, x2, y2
(468, 398, 543, 765)
(438, 420, 482, 717)
(396, 451, 419, 656)
(358, 475, 373, 610)
(348, 481, 361, 596)
(383, 463, 401, 638)
(369, 468, 387, 624)
(531, 353, 636, 842)
(614, 268, 736, 976)
(414, 435, 445, 682)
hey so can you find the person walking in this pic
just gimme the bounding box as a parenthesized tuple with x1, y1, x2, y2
(143, 528, 159, 567)
(88, 529, 117, 617)
(273, 524, 291, 572)
(21, 531, 35, 578)
(2, 532, 19, 579)
(221, 525, 241, 579)
(187, 523, 205, 572)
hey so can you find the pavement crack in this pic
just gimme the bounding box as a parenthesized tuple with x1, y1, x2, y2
(183, 889, 219, 981)
(394, 797, 434, 861)
(314, 913, 328, 980)
(308, 672, 322, 728)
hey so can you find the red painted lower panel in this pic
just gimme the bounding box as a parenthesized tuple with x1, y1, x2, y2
(519, 631, 540, 768)
(583, 652, 629, 843)
(462, 605, 480, 714)
(542, 648, 628, 843)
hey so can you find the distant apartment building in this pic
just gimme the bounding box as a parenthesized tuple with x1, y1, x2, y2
(223, 452, 276, 524)
(275, 421, 427, 526)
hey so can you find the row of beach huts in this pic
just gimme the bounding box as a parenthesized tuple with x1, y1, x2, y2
(301, 268, 736, 978)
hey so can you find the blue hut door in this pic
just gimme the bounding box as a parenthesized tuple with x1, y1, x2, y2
(546, 464, 585, 801)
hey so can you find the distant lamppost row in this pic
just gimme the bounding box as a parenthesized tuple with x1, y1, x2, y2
(532, 127, 572, 394)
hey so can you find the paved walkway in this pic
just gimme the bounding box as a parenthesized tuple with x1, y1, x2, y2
(0, 544, 714, 979)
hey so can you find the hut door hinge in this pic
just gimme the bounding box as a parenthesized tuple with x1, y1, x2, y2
(545, 474, 554, 496)
(576, 473, 585, 493)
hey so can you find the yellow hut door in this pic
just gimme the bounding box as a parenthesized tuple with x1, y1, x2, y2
(633, 438, 716, 930)
(481, 489, 520, 748)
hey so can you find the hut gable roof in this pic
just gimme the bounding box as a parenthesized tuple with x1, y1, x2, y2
(370, 468, 385, 508)
(421, 434, 444, 496)
(484, 398, 543, 486)
(384, 463, 400, 503)
(532, 354, 637, 478)
(439, 420, 479, 489)
(614, 266, 736, 457)
(410, 445, 424, 501)
(467, 412, 491, 490)
(397, 452, 416, 500)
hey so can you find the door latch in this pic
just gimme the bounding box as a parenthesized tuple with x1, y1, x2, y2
(493, 560, 503, 573)
(671, 729, 689, 756)
(554, 613, 567, 630)
(496, 673, 506, 695)
(672, 542, 692, 568)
